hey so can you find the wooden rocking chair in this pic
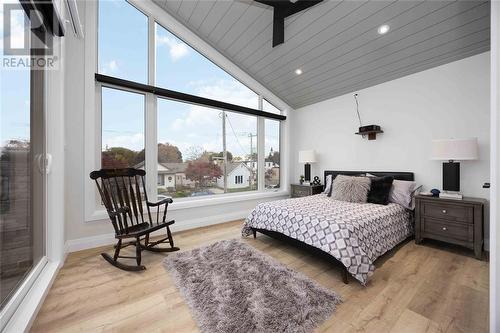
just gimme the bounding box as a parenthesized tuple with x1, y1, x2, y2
(90, 168, 179, 271)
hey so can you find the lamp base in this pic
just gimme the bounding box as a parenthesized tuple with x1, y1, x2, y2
(440, 192, 463, 200)
(304, 163, 311, 182)
(443, 161, 460, 192)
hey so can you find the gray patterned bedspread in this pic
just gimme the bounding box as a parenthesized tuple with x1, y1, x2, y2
(242, 194, 412, 284)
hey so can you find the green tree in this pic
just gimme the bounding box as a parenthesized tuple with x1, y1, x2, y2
(102, 147, 138, 169)
(135, 143, 182, 164)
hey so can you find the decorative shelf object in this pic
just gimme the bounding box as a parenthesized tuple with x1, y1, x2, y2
(353, 94, 383, 140)
(355, 129, 384, 140)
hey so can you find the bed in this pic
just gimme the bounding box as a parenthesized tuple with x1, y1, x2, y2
(242, 171, 415, 285)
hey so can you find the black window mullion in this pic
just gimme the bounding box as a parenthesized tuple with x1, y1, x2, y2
(95, 73, 286, 121)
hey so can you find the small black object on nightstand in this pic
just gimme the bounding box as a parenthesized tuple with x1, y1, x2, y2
(414, 195, 486, 259)
(291, 184, 323, 198)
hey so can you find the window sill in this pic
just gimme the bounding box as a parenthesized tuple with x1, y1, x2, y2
(86, 189, 289, 222)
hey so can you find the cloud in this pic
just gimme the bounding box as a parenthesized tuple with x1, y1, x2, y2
(159, 78, 264, 159)
(103, 132, 144, 151)
(189, 79, 259, 109)
(100, 60, 119, 75)
(157, 35, 190, 62)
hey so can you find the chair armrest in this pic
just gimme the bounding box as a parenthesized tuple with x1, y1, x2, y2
(147, 197, 173, 207)
(108, 206, 130, 218)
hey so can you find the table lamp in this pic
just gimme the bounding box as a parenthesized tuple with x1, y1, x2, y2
(298, 150, 317, 183)
(431, 138, 478, 199)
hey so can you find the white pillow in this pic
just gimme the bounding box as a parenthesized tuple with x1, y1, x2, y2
(389, 180, 417, 209)
(323, 174, 333, 194)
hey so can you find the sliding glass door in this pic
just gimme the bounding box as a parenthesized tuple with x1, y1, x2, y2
(0, 4, 46, 310)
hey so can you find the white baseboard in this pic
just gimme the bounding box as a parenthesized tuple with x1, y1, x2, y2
(65, 209, 251, 253)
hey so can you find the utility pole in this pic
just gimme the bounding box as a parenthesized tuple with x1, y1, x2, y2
(248, 133, 257, 188)
(248, 133, 257, 161)
(222, 111, 227, 193)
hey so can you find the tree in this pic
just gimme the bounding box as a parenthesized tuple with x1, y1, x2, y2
(246, 152, 257, 161)
(135, 143, 182, 164)
(102, 147, 138, 169)
(185, 146, 204, 161)
(158, 143, 182, 162)
(266, 149, 280, 165)
(185, 160, 222, 188)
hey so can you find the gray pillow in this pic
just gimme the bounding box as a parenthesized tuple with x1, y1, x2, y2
(329, 175, 371, 203)
(389, 180, 417, 209)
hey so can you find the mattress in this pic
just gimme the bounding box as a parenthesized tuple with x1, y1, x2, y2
(242, 194, 412, 284)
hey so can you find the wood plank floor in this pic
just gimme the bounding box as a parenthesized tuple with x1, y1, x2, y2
(31, 220, 489, 333)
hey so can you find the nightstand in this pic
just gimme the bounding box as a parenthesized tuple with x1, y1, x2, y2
(290, 184, 323, 198)
(415, 195, 486, 259)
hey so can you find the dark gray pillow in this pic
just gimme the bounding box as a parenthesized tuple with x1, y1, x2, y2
(367, 176, 394, 205)
(329, 175, 371, 203)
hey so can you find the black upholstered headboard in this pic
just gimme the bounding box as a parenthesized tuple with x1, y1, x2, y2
(324, 170, 414, 185)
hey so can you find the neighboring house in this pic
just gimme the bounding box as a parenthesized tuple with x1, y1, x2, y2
(135, 161, 194, 190)
(243, 160, 279, 171)
(217, 162, 254, 189)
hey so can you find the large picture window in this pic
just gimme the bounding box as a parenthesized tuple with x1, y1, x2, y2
(96, 0, 284, 205)
(265, 120, 280, 189)
(101, 87, 145, 169)
(156, 98, 257, 198)
(155, 23, 259, 109)
(98, 0, 148, 83)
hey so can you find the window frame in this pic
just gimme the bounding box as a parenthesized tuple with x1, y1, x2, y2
(84, 0, 290, 222)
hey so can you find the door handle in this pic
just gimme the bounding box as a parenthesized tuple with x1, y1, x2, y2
(36, 153, 52, 175)
(45, 154, 52, 174)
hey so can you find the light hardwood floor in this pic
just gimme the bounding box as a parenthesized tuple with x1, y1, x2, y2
(31, 220, 489, 333)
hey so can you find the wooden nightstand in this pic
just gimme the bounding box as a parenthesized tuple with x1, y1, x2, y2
(290, 184, 323, 198)
(415, 195, 486, 259)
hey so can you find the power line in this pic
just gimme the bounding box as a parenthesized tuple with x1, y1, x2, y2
(225, 114, 252, 157)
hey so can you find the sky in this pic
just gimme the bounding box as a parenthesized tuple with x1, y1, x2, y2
(98, 0, 280, 162)
(1, 2, 31, 146)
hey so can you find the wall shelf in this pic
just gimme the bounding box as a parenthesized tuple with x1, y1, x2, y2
(355, 130, 383, 140)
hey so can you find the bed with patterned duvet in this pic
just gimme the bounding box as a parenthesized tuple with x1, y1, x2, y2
(242, 193, 412, 285)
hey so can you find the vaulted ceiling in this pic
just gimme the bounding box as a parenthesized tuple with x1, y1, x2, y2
(153, 0, 490, 109)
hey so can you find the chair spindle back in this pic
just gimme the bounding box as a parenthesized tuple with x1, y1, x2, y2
(90, 168, 153, 235)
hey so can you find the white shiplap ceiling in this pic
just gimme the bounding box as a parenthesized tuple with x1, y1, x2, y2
(152, 0, 490, 109)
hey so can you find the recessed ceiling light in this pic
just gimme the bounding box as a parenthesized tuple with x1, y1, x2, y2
(295, 68, 303, 75)
(377, 24, 390, 35)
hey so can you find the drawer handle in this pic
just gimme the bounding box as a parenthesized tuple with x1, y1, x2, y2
(442, 209, 447, 214)
(442, 227, 447, 231)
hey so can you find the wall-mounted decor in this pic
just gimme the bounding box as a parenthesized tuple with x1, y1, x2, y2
(353, 94, 383, 140)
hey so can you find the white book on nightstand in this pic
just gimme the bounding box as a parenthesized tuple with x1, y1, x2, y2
(439, 192, 463, 200)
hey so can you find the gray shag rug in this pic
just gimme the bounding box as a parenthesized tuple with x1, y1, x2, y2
(164, 239, 341, 333)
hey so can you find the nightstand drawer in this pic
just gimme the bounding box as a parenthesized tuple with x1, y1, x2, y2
(293, 188, 310, 197)
(422, 202, 473, 223)
(422, 218, 473, 244)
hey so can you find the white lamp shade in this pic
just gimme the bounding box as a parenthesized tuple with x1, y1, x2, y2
(298, 150, 317, 163)
(431, 138, 479, 161)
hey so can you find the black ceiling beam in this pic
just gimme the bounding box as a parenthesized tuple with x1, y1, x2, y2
(255, 0, 323, 47)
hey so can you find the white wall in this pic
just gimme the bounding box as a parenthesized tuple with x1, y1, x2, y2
(290, 52, 491, 244)
(490, 1, 499, 331)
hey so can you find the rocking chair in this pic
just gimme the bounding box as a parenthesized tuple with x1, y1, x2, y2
(90, 168, 179, 271)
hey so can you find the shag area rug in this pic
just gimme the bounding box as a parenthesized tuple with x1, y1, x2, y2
(164, 239, 341, 333)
